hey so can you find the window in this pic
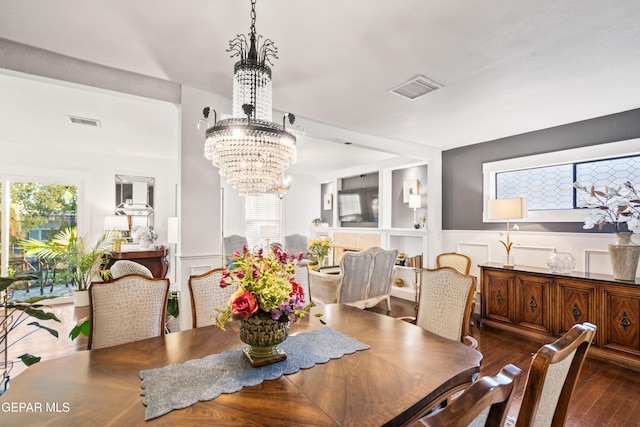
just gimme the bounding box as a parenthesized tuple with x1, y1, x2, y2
(483, 138, 640, 222)
(244, 193, 282, 250)
(1, 179, 77, 276)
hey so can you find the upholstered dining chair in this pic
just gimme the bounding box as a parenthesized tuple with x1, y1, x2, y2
(284, 234, 310, 261)
(412, 364, 522, 427)
(88, 274, 170, 349)
(415, 267, 477, 348)
(222, 234, 248, 265)
(110, 260, 153, 278)
(366, 247, 399, 312)
(188, 268, 235, 328)
(512, 322, 597, 427)
(435, 252, 471, 275)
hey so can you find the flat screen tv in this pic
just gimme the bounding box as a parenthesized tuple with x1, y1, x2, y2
(337, 187, 379, 227)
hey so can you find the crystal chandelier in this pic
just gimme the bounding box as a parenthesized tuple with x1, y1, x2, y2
(200, 0, 296, 196)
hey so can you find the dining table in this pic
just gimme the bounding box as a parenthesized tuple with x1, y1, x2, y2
(0, 304, 483, 426)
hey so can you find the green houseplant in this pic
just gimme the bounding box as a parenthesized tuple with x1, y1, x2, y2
(1, 275, 61, 395)
(21, 227, 115, 306)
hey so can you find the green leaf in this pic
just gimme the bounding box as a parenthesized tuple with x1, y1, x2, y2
(8, 303, 61, 323)
(17, 353, 42, 367)
(26, 321, 59, 338)
(69, 319, 90, 340)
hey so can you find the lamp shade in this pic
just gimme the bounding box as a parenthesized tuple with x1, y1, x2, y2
(104, 215, 129, 231)
(409, 194, 422, 209)
(260, 225, 276, 239)
(487, 198, 528, 220)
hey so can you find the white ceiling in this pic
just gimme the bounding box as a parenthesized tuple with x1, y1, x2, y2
(2, 0, 640, 174)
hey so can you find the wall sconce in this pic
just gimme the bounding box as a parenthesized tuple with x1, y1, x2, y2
(409, 194, 422, 228)
(488, 198, 528, 268)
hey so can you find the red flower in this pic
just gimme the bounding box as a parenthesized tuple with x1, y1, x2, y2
(290, 281, 305, 302)
(231, 291, 258, 318)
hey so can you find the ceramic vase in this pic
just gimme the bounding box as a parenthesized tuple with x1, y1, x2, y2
(239, 310, 289, 367)
(608, 233, 640, 281)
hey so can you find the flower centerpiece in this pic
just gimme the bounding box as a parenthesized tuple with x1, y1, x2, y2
(307, 236, 333, 270)
(574, 181, 640, 280)
(215, 245, 320, 366)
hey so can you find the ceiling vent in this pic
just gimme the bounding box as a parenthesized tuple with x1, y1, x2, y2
(68, 115, 101, 127)
(389, 75, 443, 100)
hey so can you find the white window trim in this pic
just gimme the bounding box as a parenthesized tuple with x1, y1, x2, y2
(482, 138, 640, 223)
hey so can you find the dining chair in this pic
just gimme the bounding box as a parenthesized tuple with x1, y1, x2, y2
(412, 364, 522, 427)
(284, 234, 310, 261)
(110, 260, 153, 278)
(513, 322, 597, 427)
(222, 234, 248, 265)
(415, 267, 477, 348)
(293, 264, 312, 307)
(435, 251, 478, 324)
(366, 247, 399, 312)
(188, 268, 235, 328)
(88, 274, 170, 349)
(435, 252, 471, 274)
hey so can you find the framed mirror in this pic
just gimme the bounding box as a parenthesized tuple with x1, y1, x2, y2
(115, 175, 154, 227)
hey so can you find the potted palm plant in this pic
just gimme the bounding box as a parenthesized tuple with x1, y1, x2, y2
(21, 227, 115, 307)
(1, 275, 61, 395)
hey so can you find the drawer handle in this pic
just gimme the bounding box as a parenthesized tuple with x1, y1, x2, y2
(620, 311, 631, 332)
(571, 303, 581, 322)
(496, 289, 503, 304)
(529, 296, 537, 312)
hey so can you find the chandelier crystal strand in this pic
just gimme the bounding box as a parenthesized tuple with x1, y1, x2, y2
(202, 0, 294, 196)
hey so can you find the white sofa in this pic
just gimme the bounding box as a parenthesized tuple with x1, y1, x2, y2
(309, 246, 398, 311)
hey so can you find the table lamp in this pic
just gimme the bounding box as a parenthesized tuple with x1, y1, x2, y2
(103, 215, 129, 251)
(487, 198, 528, 268)
(260, 225, 276, 249)
(409, 194, 422, 228)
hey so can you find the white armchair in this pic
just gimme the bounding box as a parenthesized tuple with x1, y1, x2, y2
(309, 247, 398, 311)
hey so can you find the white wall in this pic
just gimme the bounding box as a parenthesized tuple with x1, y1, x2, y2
(176, 85, 228, 330)
(283, 174, 320, 236)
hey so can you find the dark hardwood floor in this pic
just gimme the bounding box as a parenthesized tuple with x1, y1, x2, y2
(7, 297, 640, 426)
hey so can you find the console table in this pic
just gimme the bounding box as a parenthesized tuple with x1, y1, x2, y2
(105, 248, 169, 278)
(480, 263, 640, 371)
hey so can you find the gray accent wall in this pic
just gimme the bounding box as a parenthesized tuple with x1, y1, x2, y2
(442, 107, 640, 232)
(392, 165, 428, 228)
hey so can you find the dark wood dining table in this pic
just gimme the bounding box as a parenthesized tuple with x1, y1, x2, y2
(0, 304, 482, 426)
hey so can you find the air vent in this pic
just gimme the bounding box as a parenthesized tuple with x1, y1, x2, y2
(389, 75, 443, 100)
(68, 116, 101, 127)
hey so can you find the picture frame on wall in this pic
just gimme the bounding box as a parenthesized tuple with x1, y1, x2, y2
(403, 180, 419, 203)
(324, 194, 333, 210)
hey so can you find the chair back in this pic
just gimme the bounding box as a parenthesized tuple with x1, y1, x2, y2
(293, 264, 312, 306)
(416, 267, 475, 343)
(436, 252, 472, 275)
(337, 251, 373, 304)
(88, 274, 169, 349)
(222, 235, 248, 265)
(515, 322, 597, 427)
(414, 364, 522, 427)
(110, 260, 153, 278)
(285, 234, 309, 259)
(366, 247, 399, 299)
(188, 268, 234, 328)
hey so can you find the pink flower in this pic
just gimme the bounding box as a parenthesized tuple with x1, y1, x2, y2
(231, 291, 258, 318)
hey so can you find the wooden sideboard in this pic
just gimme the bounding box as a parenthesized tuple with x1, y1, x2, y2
(104, 248, 169, 278)
(480, 263, 640, 370)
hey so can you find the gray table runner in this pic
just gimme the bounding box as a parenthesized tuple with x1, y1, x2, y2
(139, 327, 370, 420)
